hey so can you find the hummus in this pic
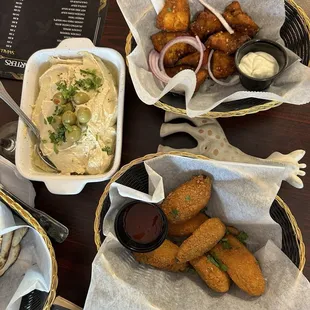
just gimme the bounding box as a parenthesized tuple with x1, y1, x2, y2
(32, 52, 117, 175)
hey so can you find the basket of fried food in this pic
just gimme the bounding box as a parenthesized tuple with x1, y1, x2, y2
(124, 0, 310, 118)
(93, 153, 307, 309)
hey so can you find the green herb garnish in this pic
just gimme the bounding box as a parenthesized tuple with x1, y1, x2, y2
(53, 143, 59, 154)
(237, 231, 248, 244)
(167, 7, 172, 12)
(170, 209, 179, 218)
(211, 253, 228, 272)
(185, 195, 191, 202)
(54, 105, 64, 116)
(207, 255, 220, 268)
(47, 116, 54, 124)
(56, 81, 78, 100)
(222, 240, 232, 250)
(75, 69, 102, 91)
(49, 126, 66, 145)
(41, 139, 47, 143)
(44, 118, 47, 125)
(102, 146, 112, 155)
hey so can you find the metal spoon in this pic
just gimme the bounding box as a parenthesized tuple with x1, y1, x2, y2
(0, 82, 58, 171)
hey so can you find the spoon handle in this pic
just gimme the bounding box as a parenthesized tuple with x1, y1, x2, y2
(0, 82, 40, 140)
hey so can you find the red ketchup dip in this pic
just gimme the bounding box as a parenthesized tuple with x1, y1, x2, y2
(123, 202, 163, 244)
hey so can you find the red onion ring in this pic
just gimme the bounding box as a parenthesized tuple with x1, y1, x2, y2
(198, 0, 234, 35)
(207, 49, 240, 86)
(158, 36, 206, 74)
(148, 50, 170, 84)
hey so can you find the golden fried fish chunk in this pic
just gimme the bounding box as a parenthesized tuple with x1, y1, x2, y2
(211, 50, 236, 79)
(133, 240, 187, 272)
(177, 49, 210, 68)
(151, 31, 195, 67)
(223, 1, 259, 37)
(195, 68, 209, 91)
(176, 218, 226, 263)
(157, 0, 190, 32)
(190, 10, 224, 40)
(190, 255, 230, 293)
(165, 66, 208, 91)
(211, 234, 265, 296)
(206, 31, 250, 55)
(168, 213, 209, 237)
(161, 175, 212, 224)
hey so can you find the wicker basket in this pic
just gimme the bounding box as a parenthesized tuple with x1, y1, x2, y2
(94, 152, 306, 271)
(0, 190, 58, 310)
(124, 0, 310, 118)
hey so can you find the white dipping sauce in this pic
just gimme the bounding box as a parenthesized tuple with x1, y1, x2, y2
(239, 52, 279, 79)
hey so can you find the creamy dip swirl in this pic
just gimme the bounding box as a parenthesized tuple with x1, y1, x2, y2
(32, 52, 117, 175)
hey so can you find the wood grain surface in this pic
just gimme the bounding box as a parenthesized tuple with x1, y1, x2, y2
(0, 1, 309, 307)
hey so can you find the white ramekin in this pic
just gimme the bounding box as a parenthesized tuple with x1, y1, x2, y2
(16, 38, 125, 195)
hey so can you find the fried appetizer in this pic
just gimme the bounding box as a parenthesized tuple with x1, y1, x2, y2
(157, 0, 190, 32)
(190, 10, 224, 41)
(165, 67, 208, 91)
(206, 31, 250, 55)
(133, 240, 187, 272)
(0, 232, 13, 269)
(151, 31, 195, 67)
(176, 218, 226, 263)
(190, 255, 230, 293)
(195, 68, 209, 91)
(161, 175, 212, 224)
(211, 234, 265, 296)
(211, 51, 236, 79)
(177, 49, 210, 67)
(168, 213, 209, 237)
(223, 1, 259, 37)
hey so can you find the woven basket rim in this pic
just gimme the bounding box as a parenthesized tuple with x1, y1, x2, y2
(94, 151, 305, 271)
(0, 190, 58, 310)
(124, 0, 310, 118)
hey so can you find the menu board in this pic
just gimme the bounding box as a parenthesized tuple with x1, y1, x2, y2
(0, 0, 108, 80)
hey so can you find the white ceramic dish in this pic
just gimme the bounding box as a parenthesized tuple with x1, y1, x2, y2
(16, 38, 125, 195)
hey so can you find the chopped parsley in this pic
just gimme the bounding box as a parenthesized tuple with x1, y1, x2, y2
(185, 195, 191, 202)
(170, 209, 179, 218)
(53, 144, 59, 154)
(75, 69, 102, 91)
(47, 116, 54, 124)
(207, 255, 220, 268)
(210, 253, 228, 272)
(102, 146, 112, 155)
(41, 139, 47, 143)
(43, 118, 47, 125)
(54, 105, 64, 116)
(48, 125, 66, 146)
(221, 238, 232, 250)
(167, 7, 172, 12)
(237, 231, 248, 244)
(56, 81, 78, 100)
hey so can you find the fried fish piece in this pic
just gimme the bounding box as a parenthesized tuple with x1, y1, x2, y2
(190, 255, 230, 293)
(157, 0, 190, 32)
(206, 31, 250, 54)
(151, 31, 195, 67)
(223, 1, 259, 37)
(211, 234, 265, 296)
(211, 50, 236, 79)
(177, 49, 210, 68)
(161, 175, 212, 224)
(165, 66, 208, 91)
(133, 240, 187, 272)
(176, 218, 226, 263)
(168, 213, 209, 237)
(190, 10, 224, 41)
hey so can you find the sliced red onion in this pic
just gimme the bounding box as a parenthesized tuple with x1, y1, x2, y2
(198, 0, 234, 35)
(149, 50, 170, 84)
(158, 36, 206, 74)
(207, 49, 240, 86)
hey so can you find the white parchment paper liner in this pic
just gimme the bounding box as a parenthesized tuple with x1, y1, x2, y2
(117, 0, 310, 117)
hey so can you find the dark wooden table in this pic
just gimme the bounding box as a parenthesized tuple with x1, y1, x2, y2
(0, 1, 309, 307)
